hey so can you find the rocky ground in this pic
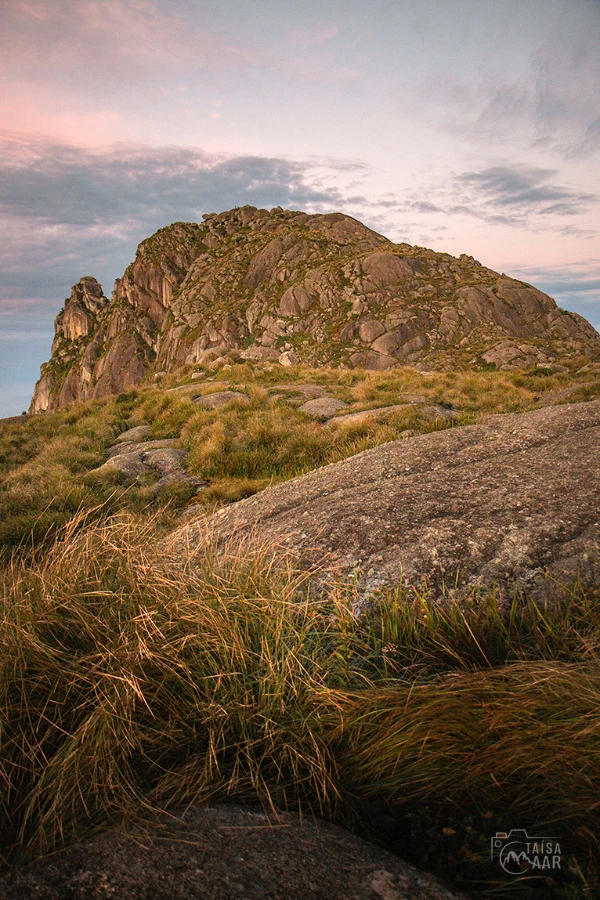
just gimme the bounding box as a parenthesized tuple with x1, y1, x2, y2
(176, 398, 600, 601)
(0, 805, 465, 900)
(93, 425, 207, 495)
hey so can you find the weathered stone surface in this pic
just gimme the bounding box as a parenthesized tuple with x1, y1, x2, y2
(95, 440, 205, 494)
(105, 438, 179, 460)
(299, 398, 349, 418)
(31, 223, 206, 412)
(323, 404, 429, 428)
(417, 404, 460, 421)
(0, 805, 464, 900)
(240, 346, 280, 362)
(245, 237, 284, 288)
(358, 319, 386, 343)
(268, 384, 330, 405)
(279, 285, 314, 316)
(349, 351, 398, 371)
(58, 276, 108, 342)
(279, 350, 300, 366)
(323, 404, 410, 427)
(193, 390, 250, 409)
(166, 383, 206, 395)
(177, 400, 600, 600)
(360, 252, 414, 288)
(30, 208, 600, 413)
(114, 425, 151, 442)
(29, 277, 110, 413)
(482, 340, 548, 369)
(371, 322, 431, 357)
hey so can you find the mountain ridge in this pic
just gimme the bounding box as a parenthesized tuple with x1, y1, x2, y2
(30, 205, 600, 412)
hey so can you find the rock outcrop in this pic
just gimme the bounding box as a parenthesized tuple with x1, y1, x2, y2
(0, 804, 465, 900)
(176, 399, 600, 600)
(29, 276, 110, 412)
(31, 207, 600, 412)
(92, 429, 206, 496)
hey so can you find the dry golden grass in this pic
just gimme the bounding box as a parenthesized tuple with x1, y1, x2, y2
(2, 363, 599, 895)
(1, 514, 599, 895)
(0, 514, 344, 863)
(2, 362, 596, 556)
(339, 661, 600, 829)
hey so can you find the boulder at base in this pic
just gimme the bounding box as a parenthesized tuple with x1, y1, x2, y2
(0, 805, 464, 900)
(176, 399, 600, 599)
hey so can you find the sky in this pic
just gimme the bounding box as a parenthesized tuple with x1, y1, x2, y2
(1, 0, 599, 416)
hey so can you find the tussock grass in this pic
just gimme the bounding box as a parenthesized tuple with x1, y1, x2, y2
(0, 514, 345, 863)
(339, 661, 600, 830)
(0, 392, 141, 556)
(2, 364, 599, 892)
(182, 403, 332, 479)
(1, 363, 595, 557)
(180, 400, 466, 483)
(1, 515, 600, 895)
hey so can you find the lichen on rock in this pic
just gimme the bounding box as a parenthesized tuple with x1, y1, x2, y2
(30, 207, 600, 413)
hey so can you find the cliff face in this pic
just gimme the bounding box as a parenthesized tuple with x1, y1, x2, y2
(30, 224, 205, 413)
(30, 277, 109, 413)
(30, 206, 600, 412)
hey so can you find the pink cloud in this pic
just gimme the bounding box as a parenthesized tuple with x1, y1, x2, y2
(0, 84, 129, 148)
(0, 0, 274, 79)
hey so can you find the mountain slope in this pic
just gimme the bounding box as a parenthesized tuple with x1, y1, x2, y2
(30, 206, 600, 412)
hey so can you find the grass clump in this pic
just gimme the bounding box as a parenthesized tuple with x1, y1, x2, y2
(1, 514, 600, 896)
(183, 403, 330, 479)
(0, 361, 596, 554)
(0, 515, 344, 865)
(181, 399, 463, 484)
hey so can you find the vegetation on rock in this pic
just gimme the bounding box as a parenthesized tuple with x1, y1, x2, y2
(1, 513, 598, 897)
(6, 208, 600, 896)
(5, 361, 600, 559)
(30, 207, 600, 413)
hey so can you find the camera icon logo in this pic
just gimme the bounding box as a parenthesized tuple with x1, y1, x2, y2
(491, 829, 561, 875)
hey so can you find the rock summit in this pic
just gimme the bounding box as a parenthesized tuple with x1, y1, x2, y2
(31, 207, 600, 412)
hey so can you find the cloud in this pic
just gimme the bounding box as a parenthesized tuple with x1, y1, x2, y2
(0, 295, 51, 316)
(417, 2, 600, 160)
(529, 3, 600, 159)
(0, 0, 355, 116)
(508, 259, 600, 296)
(0, 0, 271, 81)
(559, 225, 598, 239)
(0, 330, 51, 341)
(389, 165, 598, 227)
(453, 167, 596, 218)
(0, 133, 368, 229)
(0, 132, 373, 307)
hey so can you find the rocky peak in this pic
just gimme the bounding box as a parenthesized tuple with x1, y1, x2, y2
(54, 276, 108, 344)
(30, 206, 600, 412)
